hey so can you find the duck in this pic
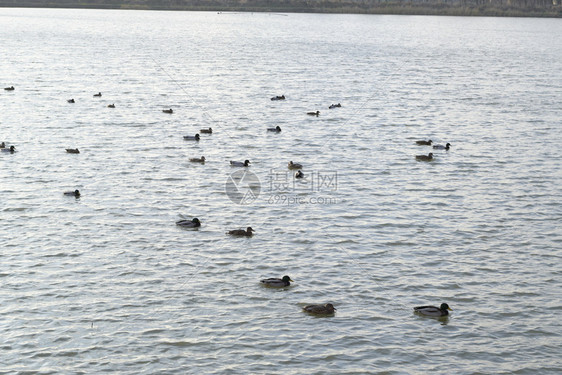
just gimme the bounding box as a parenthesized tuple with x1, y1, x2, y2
(4, 86, 15, 91)
(162, 108, 173, 114)
(107, 104, 115, 108)
(415, 153, 433, 161)
(2, 145, 16, 153)
(260, 275, 293, 288)
(65, 148, 80, 154)
(227, 227, 254, 236)
(295, 170, 304, 179)
(288, 161, 303, 170)
(189, 156, 205, 163)
(303, 303, 336, 315)
(67, 99, 75, 103)
(93, 92, 102, 97)
(307, 111, 320, 116)
(414, 303, 452, 317)
(176, 218, 201, 228)
(433, 143, 451, 150)
(0, 142, 5, 148)
(328, 103, 341, 109)
(270, 95, 285, 101)
(183, 134, 200, 141)
(230, 160, 250, 167)
(267, 126, 281, 132)
(200, 128, 212, 134)
(416, 139, 432, 146)
(64, 189, 80, 197)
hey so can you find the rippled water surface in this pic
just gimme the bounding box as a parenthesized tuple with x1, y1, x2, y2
(1, 8, 561, 374)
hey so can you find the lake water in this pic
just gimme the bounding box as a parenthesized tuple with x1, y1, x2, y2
(1, 8, 561, 374)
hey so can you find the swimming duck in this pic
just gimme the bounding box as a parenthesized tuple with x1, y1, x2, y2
(329, 103, 341, 109)
(271, 95, 285, 101)
(176, 218, 201, 227)
(4, 86, 15, 91)
(200, 128, 212, 134)
(260, 275, 293, 287)
(93, 92, 102, 97)
(2, 145, 16, 153)
(303, 303, 336, 315)
(183, 134, 200, 141)
(163, 108, 173, 114)
(230, 160, 250, 167)
(416, 139, 432, 146)
(307, 111, 320, 116)
(227, 227, 254, 236)
(107, 104, 115, 108)
(64, 189, 80, 197)
(414, 303, 452, 317)
(189, 156, 205, 163)
(288, 161, 303, 170)
(415, 153, 433, 161)
(66, 148, 80, 154)
(433, 143, 451, 150)
(0, 142, 5, 148)
(295, 170, 304, 179)
(267, 126, 281, 132)
(67, 99, 75, 103)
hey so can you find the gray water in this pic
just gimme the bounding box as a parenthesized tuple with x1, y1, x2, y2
(1, 8, 561, 374)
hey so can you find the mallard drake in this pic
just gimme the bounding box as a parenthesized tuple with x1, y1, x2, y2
(415, 153, 433, 161)
(200, 128, 212, 134)
(416, 139, 432, 145)
(67, 99, 75, 103)
(107, 104, 115, 108)
(93, 92, 102, 97)
(66, 148, 80, 154)
(288, 161, 303, 170)
(4, 86, 15, 91)
(227, 227, 254, 236)
(267, 126, 281, 132)
(271, 95, 285, 101)
(163, 108, 173, 114)
(303, 303, 336, 315)
(433, 143, 451, 150)
(64, 189, 80, 197)
(230, 160, 250, 167)
(183, 134, 200, 141)
(176, 218, 201, 228)
(295, 170, 304, 179)
(2, 145, 16, 153)
(414, 303, 452, 317)
(260, 275, 293, 287)
(307, 111, 320, 116)
(189, 156, 205, 163)
(328, 103, 341, 109)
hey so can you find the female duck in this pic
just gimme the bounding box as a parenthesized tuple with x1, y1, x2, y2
(189, 156, 205, 163)
(260, 275, 293, 287)
(267, 126, 281, 132)
(433, 143, 451, 150)
(200, 128, 212, 134)
(303, 303, 336, 315)
(416, 139, 432, 145)
(415, 153, 433, 161)
(414, 303, 452, 317)
(288, 161, 302, 170)
(227, 227, 254, 236)
(183, 134, 200, 141)
(64, 189, 80, 197)
(230, 160, 250, 167)
(176, 218, 201, 228)
(66, 148, 80, 154)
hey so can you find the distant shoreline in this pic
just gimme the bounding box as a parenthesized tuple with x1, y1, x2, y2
(0, 1, 560, 18)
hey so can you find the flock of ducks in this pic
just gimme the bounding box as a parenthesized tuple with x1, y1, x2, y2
(3, 87, 453, 318)
(415, 139, 452, 161)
